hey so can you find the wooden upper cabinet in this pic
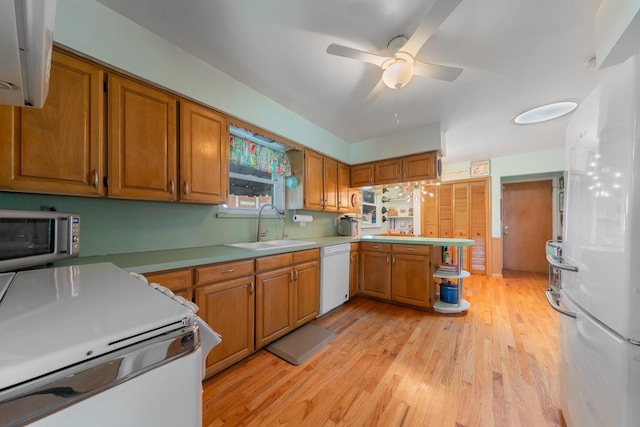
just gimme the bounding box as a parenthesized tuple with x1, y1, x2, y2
(374, 158, 403, 185)
(351, 163, 374, 187)
(0, 50, 105, 196)
(470, 180, 489, 275)
(403, 152, 440, 182)
(323, 156, 338, 211)
(304, 149, 325, 210)
(337, 162, 351, 212)
(108, 74, 178, 201)
(179, 100, 228, 204)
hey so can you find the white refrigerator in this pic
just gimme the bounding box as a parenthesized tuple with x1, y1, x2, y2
(548, 52, 640, 427)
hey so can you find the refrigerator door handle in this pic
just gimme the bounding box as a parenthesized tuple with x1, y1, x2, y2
(546, 254, 579, 272)
(545, 289, 577, 318)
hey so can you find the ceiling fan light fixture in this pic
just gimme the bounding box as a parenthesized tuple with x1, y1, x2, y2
(382, 61, 414, 89)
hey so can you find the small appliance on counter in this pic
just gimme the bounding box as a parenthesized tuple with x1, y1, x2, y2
(338, 215, 359, 236)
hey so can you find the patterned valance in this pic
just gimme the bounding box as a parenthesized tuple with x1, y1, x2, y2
(229, 135, 292, 177)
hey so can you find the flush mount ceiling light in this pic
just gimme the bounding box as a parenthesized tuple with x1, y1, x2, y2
(513, 101, 578, 124)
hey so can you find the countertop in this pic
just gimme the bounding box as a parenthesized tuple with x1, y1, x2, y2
(54, 235, 475, 274)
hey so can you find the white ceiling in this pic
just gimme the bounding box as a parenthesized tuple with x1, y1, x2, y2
(95, 0, 609, 164)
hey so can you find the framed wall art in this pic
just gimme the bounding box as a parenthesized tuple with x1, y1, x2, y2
(470, 159, 491, 177)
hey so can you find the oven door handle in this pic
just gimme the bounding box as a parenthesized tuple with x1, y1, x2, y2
(546, 254, 579, 272)
(545, 289, 577, 318)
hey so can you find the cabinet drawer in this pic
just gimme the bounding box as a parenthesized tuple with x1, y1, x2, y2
(360, 242, 392, 252)
(144, 269, 192, 292)
(255, 253, 293, 272)
(350, 242, 359, 251)
(196, 259, 254, 284)
(292, 248, 319, 264)
(392, 244, 431, 256)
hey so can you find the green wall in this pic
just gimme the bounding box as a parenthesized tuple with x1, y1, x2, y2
(0, 193, 339, 256)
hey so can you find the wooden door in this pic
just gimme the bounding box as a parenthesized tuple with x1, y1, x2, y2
(108, 74, 177, 201)
(503, 180, 553, 273)
(421, 186, 439, 236)
(293, 260, 320, 327)
(196, 276, 254, 377)
(470, 180, 489, 275)
(179, 100, 228, 204)
(304, 150, 324, 210)
(374, 158, 402, 184)
(323, 156, 338, 211)
(351, 163, 374, 187)
(438, 184, 453, 237)
(0, 51, 105, 196)
(255, 266, 294, 348)
(360, 250, 391, 299)
(337, 162, 351, 212)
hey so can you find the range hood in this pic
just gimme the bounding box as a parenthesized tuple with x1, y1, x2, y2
(0, 0, 56, 108)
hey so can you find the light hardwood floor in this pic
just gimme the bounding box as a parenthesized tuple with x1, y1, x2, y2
(202, 271, 561, 426)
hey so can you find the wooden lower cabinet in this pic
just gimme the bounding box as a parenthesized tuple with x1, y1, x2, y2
(255, 249, 320, 348)
(144, 268, 193, 302)
(391, 245, 431, 308)
(359, 243, 392, 300)
(195, 259, 255, 377)
(349, 243, 359, 297)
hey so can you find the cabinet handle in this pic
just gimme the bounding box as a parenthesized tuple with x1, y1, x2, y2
(294, 268, 299, 280)
(184, 180, 190, 196)
(93, 170, 99, 188)
(221, 268, 236, 273)
(406, 247, 414, 251)
(372, 245, 379, 249)
(169, 179, 175, 195)
(397, 173, 400, 181)
(386, 256, 390, 264)
(250, 281, 254, 295)
(392, 256, 396, 264)
(290, 270, 294, 281)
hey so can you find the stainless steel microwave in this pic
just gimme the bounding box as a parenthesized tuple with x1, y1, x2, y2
(0, 209, 81, 272)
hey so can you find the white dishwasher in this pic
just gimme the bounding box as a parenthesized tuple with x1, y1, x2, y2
(319, 243, 351, 316)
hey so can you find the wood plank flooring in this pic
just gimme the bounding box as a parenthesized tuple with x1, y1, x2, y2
(202, 271, 560, 426)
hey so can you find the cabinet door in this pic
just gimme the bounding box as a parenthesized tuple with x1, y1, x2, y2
(421, 186, 439, 236)
(337, 162, 351, 212)
(196, 276, 255, 377)
(255, 266, 294, 348)
(323, 156, 338, 211)
(304, 150, 324, 210)
(438, 184, 453, 237)
(349, 249, 359, 297)
(470, 180, 488, 275)
(374, 158, 402, 185)
(403, 152, 436, 182)
(180, 100, 228, 204)
(453, 183, 470, 238)
(360, 250, 391, 299)
(108, 74, 177, 201)
(391, 253, 430, 307)
(0, 51, 105, 196)
(293, 260, 320, 327)
(350, 163, 374, 187)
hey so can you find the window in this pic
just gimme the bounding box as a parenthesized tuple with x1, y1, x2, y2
(219, 126, 291, 214)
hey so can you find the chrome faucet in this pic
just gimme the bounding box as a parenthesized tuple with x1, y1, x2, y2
(257, 203, 284, 242)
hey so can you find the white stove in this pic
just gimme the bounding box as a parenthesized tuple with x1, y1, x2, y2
(0, 262, 221, 426)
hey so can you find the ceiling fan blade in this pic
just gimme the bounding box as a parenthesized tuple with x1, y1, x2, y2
(413, 61, 463, 82)
(400, 0, 463, 57)
(327, 44, 388, 67)
(365, 78, 387, 104)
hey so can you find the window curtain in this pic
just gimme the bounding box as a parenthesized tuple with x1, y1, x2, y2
(229, 135, 292, 177)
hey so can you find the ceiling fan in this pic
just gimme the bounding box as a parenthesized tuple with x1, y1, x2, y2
(326, 0, 463, 90)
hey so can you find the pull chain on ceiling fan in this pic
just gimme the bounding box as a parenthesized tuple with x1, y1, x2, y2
(326, 0, 463, 90)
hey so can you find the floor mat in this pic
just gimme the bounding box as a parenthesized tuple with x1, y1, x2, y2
(265, 324, 337, 365)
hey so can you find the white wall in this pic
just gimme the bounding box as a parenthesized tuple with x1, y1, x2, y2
(54, 0, 350, 162)
(349, 122, 444, 164)
(442, 148, 565, 238)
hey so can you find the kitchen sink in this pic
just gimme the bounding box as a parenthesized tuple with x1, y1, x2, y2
(226, 240, 316, 251)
